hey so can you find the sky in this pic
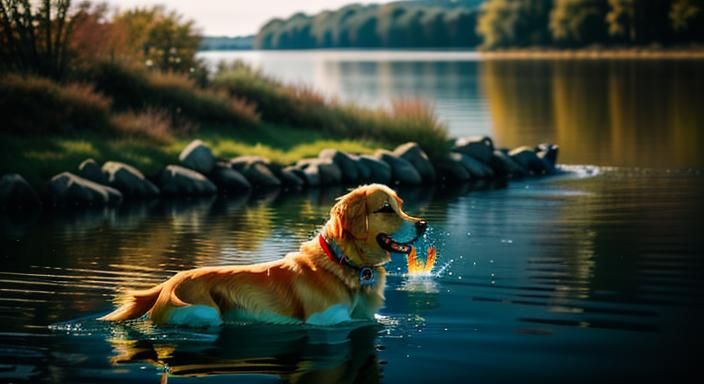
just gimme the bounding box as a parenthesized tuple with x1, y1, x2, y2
(109, 0, 393, 37)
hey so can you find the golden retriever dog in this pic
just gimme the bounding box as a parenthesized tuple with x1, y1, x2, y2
(99, 184, 427, 327)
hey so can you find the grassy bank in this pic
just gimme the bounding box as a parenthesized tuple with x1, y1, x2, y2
(0, 125, 379, 187)
(0, 60, 448, 187)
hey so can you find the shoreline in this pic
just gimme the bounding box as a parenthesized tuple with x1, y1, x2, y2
(478, 47, 704, 60)
(0, 137, 559, 211)
(199, 47, 704, 60)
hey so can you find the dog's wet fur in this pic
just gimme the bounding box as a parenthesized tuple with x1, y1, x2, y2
(99, 184, 425, 327)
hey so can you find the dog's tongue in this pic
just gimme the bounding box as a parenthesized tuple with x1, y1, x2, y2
(378, 234, 413, 254)
(391, 242, 412, 253)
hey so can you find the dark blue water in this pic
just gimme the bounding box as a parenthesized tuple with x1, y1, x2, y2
(1, 167, 702, 383)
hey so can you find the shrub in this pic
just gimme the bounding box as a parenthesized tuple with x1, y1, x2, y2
(83, 60, 259, 127)
(0, 74, 112, 134)
(111, 109, 176, 143)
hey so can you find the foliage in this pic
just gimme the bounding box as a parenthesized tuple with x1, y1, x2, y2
(1, 1, 204, 80)
(255, 2, 480, 49)
(70, 2, 128, 64)
(83, 60, 258, 127)
(607, 0, 672, 43)
(477, 0, 704, 48)
(0, 73, 111, 134)
(670, 0, 704, 41)
(112, 6, 201, 73)
(550, 0, 609, 46)
(111, 109, 175, 143)
(477, 0, 553, 49)
(0, 0, 78, 77)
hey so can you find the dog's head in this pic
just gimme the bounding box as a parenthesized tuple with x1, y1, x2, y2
(327, 184, 427, 266)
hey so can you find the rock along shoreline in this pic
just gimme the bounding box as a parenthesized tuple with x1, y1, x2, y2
(0, 136, 559, 211)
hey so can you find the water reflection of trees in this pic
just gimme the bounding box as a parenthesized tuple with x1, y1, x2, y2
(480, 59, 704, 168)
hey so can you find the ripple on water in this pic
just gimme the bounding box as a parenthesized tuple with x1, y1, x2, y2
(0, 168, 702, 382)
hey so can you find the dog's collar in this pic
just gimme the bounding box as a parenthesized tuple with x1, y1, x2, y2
(319, 234, 376, 286)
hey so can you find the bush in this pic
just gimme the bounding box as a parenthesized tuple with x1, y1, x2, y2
(111, 109, 176, 143)
(0, 74, 112, 134)
(83, 60, 259, 127)
(339, 100, 450, 161)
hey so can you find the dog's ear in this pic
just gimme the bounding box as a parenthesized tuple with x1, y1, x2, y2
(331, 190, 368, 240)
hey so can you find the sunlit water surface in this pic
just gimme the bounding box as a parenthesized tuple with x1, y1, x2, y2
(1, 168, 702, 383)
(199, 50, 704, 169)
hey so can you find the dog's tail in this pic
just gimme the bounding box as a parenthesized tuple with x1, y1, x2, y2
(98, 283, 164, 322)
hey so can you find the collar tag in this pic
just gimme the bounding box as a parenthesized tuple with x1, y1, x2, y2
(320, 234, 377, 286)
(359, 267, 375, 286)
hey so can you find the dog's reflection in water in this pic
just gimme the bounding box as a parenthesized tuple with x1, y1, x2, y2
(109, 322, 381, 384)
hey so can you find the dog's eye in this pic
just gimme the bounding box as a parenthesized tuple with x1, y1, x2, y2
(374, 203, 395, 214)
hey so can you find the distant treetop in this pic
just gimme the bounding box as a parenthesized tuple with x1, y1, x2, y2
(254, 1, 482, 49)
(254, 0, 703, 50)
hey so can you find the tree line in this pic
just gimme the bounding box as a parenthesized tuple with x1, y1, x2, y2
(478, 0, 703, 49)
(255, 2, 481, 49)
(255, 0, 703, 50)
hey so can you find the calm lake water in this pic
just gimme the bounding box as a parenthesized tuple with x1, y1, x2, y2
(2, 51, 703, 383)
(199, 50, 704, 169)
(1, 169, 703, 383)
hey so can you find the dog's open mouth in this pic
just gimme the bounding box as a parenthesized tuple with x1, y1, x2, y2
(376, 233, 421, 254)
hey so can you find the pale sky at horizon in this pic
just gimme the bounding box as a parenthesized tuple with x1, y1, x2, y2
(108, 0, 394, 37)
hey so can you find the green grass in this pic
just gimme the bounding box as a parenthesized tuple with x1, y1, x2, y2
(0, 124, 380, 187)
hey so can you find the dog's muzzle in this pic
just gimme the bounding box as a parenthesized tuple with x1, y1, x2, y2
(376, 220, 427, 254)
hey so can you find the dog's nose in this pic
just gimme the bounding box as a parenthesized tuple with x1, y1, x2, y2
(415, 220, 428, 236)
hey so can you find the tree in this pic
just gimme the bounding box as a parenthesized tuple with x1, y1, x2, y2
(446, 8, 480, 47)
(70, 2, 129, 63)
(607, 0, 672, 44)
(477, 0, 553, 49)
(670, 0, 704, 41)
(550, 0, 609, 46)
(113, 6, 201, 72)
(0, 0, 79, 78)
(254, 2, 484, 49)
(348, 13, 378, 47)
